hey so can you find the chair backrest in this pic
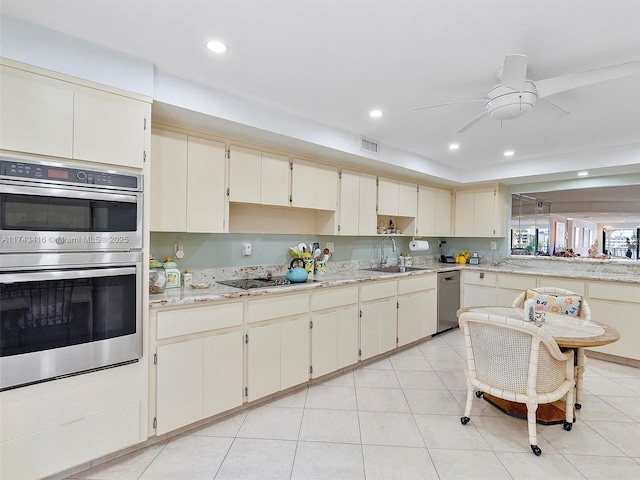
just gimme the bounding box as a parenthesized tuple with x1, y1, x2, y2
(459, 311, 571, 395)
(511, 287, 591, 320)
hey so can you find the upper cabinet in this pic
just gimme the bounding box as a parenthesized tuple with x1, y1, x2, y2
(228, 145, 289, 206)
(417, 185, 452, 237)
(454, 185, 507, 238)
(150, 129, 227, 233)
(377, 177, 417, 217)
(337, 169, 377, 236)
(0, 61, 150, 169)
(291, 158, 338, 211)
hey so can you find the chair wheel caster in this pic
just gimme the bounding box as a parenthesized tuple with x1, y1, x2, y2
(563, 421, 572, 431)
(531, 445, 542, 456)
(575, 403, 582, 410)
(461, 416, 470, 425)
(475, 391, 483, 398)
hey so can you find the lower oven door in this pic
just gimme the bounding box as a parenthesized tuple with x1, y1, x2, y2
(0, 253, 142, 390)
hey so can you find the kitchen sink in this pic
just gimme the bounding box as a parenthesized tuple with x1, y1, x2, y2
(362, 266, 426, 273)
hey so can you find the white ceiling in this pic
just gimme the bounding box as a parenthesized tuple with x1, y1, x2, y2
(1, 0, 640, 186)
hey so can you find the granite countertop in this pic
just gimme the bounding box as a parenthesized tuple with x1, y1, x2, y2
(149, 256, 640, 309)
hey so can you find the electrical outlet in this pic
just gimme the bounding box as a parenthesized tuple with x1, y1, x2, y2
(242, 242, 252, 256)
(490, 241, 497, 250)
(325, 241, 334, 252)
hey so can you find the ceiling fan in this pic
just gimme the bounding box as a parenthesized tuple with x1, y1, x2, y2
(414, 55, 640, 133)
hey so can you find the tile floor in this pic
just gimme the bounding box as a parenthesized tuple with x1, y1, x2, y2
(70, 329, 640, 479)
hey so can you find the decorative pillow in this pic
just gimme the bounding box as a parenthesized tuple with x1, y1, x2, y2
(531, 293, 582, 317)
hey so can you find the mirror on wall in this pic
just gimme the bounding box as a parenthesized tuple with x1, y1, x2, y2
(511, 194, 551, 255)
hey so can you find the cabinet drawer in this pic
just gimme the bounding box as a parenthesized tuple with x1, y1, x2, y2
(360, 280, 397, 302)
(397, 274, 436, 295)
(310, 286, 358, 311)
(157, 302, 243, 339)
(463, 271, 496, 287)
(248, 293, 309, 323)
(538, 277, 585, 295)
(497, 274, 536, 290)
(588, 281, 640, 304)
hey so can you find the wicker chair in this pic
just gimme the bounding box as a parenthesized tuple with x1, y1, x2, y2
(459, 311, 575, 456)
(512, 287, 590, 409)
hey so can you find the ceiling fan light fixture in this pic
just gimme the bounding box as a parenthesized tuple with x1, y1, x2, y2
(504, 150, 515, 157)
(206, 40, 228, 53)
(369, 110, 383, 118)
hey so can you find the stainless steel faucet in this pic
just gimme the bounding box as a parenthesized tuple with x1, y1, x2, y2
(380, 236, 397, 267)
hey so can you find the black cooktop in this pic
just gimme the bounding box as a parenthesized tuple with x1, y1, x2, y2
(217, 276, 291, 290)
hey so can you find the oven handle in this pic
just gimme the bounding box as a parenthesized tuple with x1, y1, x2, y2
(0, 183, 139, 203)
(0, 267, 137, 284)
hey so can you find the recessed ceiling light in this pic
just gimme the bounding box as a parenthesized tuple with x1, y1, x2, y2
(504, 150, 514, 157)
(206, 40, 228, 53)
(577, 171, 589, 176)
(369, 110, 383, 118)
(449, 144, 460, 150)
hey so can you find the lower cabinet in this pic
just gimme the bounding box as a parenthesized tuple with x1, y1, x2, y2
(496, 273, 537, 306)
(462, 271, 497, 307)
(246, 317, 310, 402)
(360, 280, 398, 360)
(155, 330, 243, 435)
(397, 275, 437, 346)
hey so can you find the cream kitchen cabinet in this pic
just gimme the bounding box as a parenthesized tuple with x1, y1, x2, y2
(378, 177, 418, 218)
(496, 273, 537, 306)
(586, 281, 640, 361)
(359, 280, 398, 360)
(291, 158, 338, 211)
(150, 130, 227, 232)
(454, 185, 506, 238)
(153, 302, 244, 436)
(310, 286, 359, 377)
(461, 270, 497, 307)
(246, 293, 310, 402)
(228, 145, 290, 206)
(417, 185, 452, 236)
(0, 61, 149, 169)
(538, 276, 585, 296)
(337, 169, 377, 235)
(397, 275, 438, 346)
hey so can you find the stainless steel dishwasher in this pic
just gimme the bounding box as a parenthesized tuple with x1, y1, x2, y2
(437, 270, 460, 332)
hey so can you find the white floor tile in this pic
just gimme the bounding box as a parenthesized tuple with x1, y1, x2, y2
(265, 388, 308, 408)
(317, 371, 354, 387)
(413, 413, 492, 451)
(389, 355, 433, 371)
(471, 414, 558, 454)
(429, 449, 511, 480)
(497, 451, 584, 479)
(356, 386, 411, 412)
(362, 444, 439, 480)
(359, 411, 425, 447)
(305, 384, 357, 410)
(236, 405, 303, 440)
(565, 453, 640, 479)
(291, 441, 365, 480)
(187, 411, 248, 437)
(215, 438, 296, 480)
(404, 388, 463, 415)
(395, 370, 448, 390)
(362, 357, 394, 370)
(539, 420, 626, 456)
(354, 368, 401, 388)
(584, 420, 640, 457)
(71, 441, 167, 480)
(298, 408, 361, 444)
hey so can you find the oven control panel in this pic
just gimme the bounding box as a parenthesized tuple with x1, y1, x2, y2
(0, 159, 140, 190)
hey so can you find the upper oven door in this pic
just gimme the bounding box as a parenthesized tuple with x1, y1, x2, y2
(0, 182, 142, 252)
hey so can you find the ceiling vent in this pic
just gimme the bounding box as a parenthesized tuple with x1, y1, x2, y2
(360, 136, 379, 155)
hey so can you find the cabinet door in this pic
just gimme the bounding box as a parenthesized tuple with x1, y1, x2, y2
(417, 185, 437, 236)
(156, 339, 204, 435)
(454, 190, 475, 237)
(73, 89, 148, 168)
(359, 173, 378, 235)
(291, 158, 316, 209)
(281, 317, 310, 390)
(229, 145, 261, 204)
(315, 163, 338, 211)
(0, 66, 73, 158)
(434, 188, 452, 236)
(203, 331, 243, 418)
(247, 323, 281, 402)
(311, 311, 338, 378)
(150, 130, 188, 232)
(398, 292, 425, 347)
(398, 181, 417, 218)
(360, 298, 397, 360)
(336, 306, 359, 369)
(338, 169, 360, 236)
(380, 297, 398, 354)
(473, 189, 497, 237)
(187, 137, 227, 233)
(377, 177, 399, 216)
(261, 152, 290, 207)
(419, 289, 438, 338)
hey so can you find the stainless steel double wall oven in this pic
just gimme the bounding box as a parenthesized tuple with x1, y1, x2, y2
(0, 157, 144, 390)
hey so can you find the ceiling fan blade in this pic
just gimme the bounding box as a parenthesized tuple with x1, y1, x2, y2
(536, 60, 640, 99)
(413, 98, 487, 111)
(455, 111, 488, 134)
(501, 54, 528, 92)
(539, 98, 570, 119)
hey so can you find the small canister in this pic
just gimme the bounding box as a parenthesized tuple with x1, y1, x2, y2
(183, 269, 193, 286)
(163, 261, 181, 288)
(149, 260, 166, 294)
